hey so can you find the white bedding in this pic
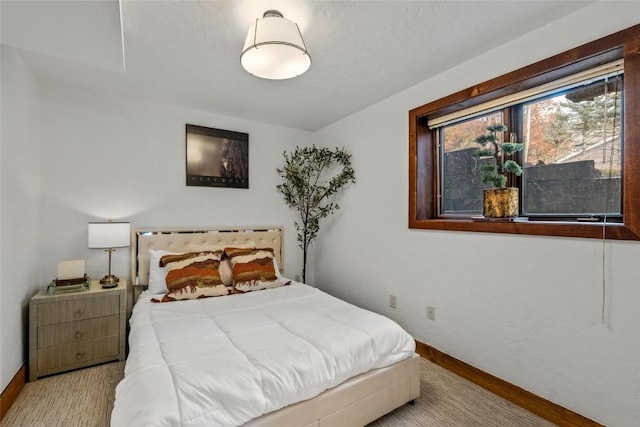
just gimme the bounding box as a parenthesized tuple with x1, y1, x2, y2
(111, 283, 415, 426)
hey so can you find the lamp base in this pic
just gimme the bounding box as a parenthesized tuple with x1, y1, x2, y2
(99, 275, 119, 288)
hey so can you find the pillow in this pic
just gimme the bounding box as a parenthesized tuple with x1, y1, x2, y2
(272, 256, 284, 279)
(186, 242, 256, 287)
(148, 249, 179, 294)
(155, 251, 228, 302)
(225, 247, 283, 293)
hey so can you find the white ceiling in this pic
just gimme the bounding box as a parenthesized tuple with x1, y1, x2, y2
(1, 0, 592, 131)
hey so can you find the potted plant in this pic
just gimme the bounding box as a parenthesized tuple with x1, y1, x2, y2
(276, 146, 355, 282)
(474, 124, 524, 218)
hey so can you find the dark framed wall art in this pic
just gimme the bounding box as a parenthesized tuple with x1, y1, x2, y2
(186, 124, 249, 188)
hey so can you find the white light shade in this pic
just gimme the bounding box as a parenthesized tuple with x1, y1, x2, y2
(88, 222, 131, 248)
(241, 10, 311, 80)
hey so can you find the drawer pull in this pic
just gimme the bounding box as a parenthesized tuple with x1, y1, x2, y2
(74, 309, 84, 318)
(75, 330, 84, 339)
(75, 352, 85, 360)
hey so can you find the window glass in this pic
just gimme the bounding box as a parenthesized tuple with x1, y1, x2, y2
(522, 75, 623, 216)
(440, 112, 503, 215)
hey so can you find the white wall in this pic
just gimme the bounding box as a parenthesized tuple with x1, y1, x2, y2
(39, 83, 309, 285)
(312, 4, 640, 427)
(0, 46, 42, 389)
(0, 63, 309, 391)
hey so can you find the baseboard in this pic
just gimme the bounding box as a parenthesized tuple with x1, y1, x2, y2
(415, 341, 603, 427)
(0, 364, 26, 419)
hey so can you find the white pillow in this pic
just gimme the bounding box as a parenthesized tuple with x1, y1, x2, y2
(148, 249, 179, 294)
(272, 256, 284, 279)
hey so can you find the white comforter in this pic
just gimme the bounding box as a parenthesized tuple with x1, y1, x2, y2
(111, 283, 415, 426)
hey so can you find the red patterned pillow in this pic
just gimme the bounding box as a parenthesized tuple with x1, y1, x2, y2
(224, 247, 283, 293)
(154, 251, 228, 302)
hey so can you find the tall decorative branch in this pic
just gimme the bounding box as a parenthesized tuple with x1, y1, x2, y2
(276, 146, 355, 282)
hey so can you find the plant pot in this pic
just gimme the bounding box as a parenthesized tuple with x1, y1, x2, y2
(483, 188, 519, 218)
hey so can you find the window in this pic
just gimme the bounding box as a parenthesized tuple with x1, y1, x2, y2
(409, 24, 640, 240)
(440, 112, 504, 216)
(435, 72, 623, 220)
(521, 76, 622, 218)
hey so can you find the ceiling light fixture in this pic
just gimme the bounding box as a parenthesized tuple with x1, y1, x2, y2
(240, 10, 311, 80)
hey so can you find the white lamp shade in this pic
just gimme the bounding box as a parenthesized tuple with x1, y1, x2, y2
(88, 222, 131, 248)
(241, 11, 311, 80)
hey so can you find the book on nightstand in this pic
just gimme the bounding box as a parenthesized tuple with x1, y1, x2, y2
(47, 274, 90, 294)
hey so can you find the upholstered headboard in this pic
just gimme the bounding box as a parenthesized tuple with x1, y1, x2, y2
(131, 227, 284, 286)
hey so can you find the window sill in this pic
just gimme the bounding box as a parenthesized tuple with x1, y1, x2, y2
(409, 218, 640, 240)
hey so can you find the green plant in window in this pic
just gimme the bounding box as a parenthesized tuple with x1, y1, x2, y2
(474, 124, 524, 189)
(276, 146, 355, 283)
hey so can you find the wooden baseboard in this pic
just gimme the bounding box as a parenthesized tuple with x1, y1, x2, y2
(0, 364, 26, 419)
(415, 341, 603, 427)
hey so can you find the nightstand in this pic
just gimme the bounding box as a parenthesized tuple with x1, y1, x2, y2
(28, 279, 126, 381)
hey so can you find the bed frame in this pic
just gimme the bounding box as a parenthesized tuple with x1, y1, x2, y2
(130, 227, 420, 426)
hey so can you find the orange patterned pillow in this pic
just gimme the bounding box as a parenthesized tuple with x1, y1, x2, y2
(224, 247, 282, 293)
(185, 243, 256, 287)
(154, 251, 228, 302)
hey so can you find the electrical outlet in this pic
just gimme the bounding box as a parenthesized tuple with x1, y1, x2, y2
(389, 294, 397, 309)
(426, 305, 436, 321)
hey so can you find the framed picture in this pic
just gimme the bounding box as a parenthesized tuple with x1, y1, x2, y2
(186, 124, 249, 188)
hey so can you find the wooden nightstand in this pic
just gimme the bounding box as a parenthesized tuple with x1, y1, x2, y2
(28, 279, 126, 381)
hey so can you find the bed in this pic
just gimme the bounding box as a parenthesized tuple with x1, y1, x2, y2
(112, 227, 420, 426)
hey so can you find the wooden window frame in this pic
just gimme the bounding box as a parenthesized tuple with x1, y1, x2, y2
(409, 24, 640, 240)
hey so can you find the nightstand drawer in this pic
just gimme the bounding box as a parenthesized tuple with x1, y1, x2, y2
(37, 335, 119, 371)
(38, 315, 120, 348)
(38, 294, 120, 326)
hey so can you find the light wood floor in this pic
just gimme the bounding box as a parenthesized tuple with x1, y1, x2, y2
(3, 358, 553, 426)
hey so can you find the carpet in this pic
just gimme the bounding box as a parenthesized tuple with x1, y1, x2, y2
(3, 358, 553, 426)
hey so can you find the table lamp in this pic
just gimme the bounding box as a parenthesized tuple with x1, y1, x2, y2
(88, 221, 130, 288)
